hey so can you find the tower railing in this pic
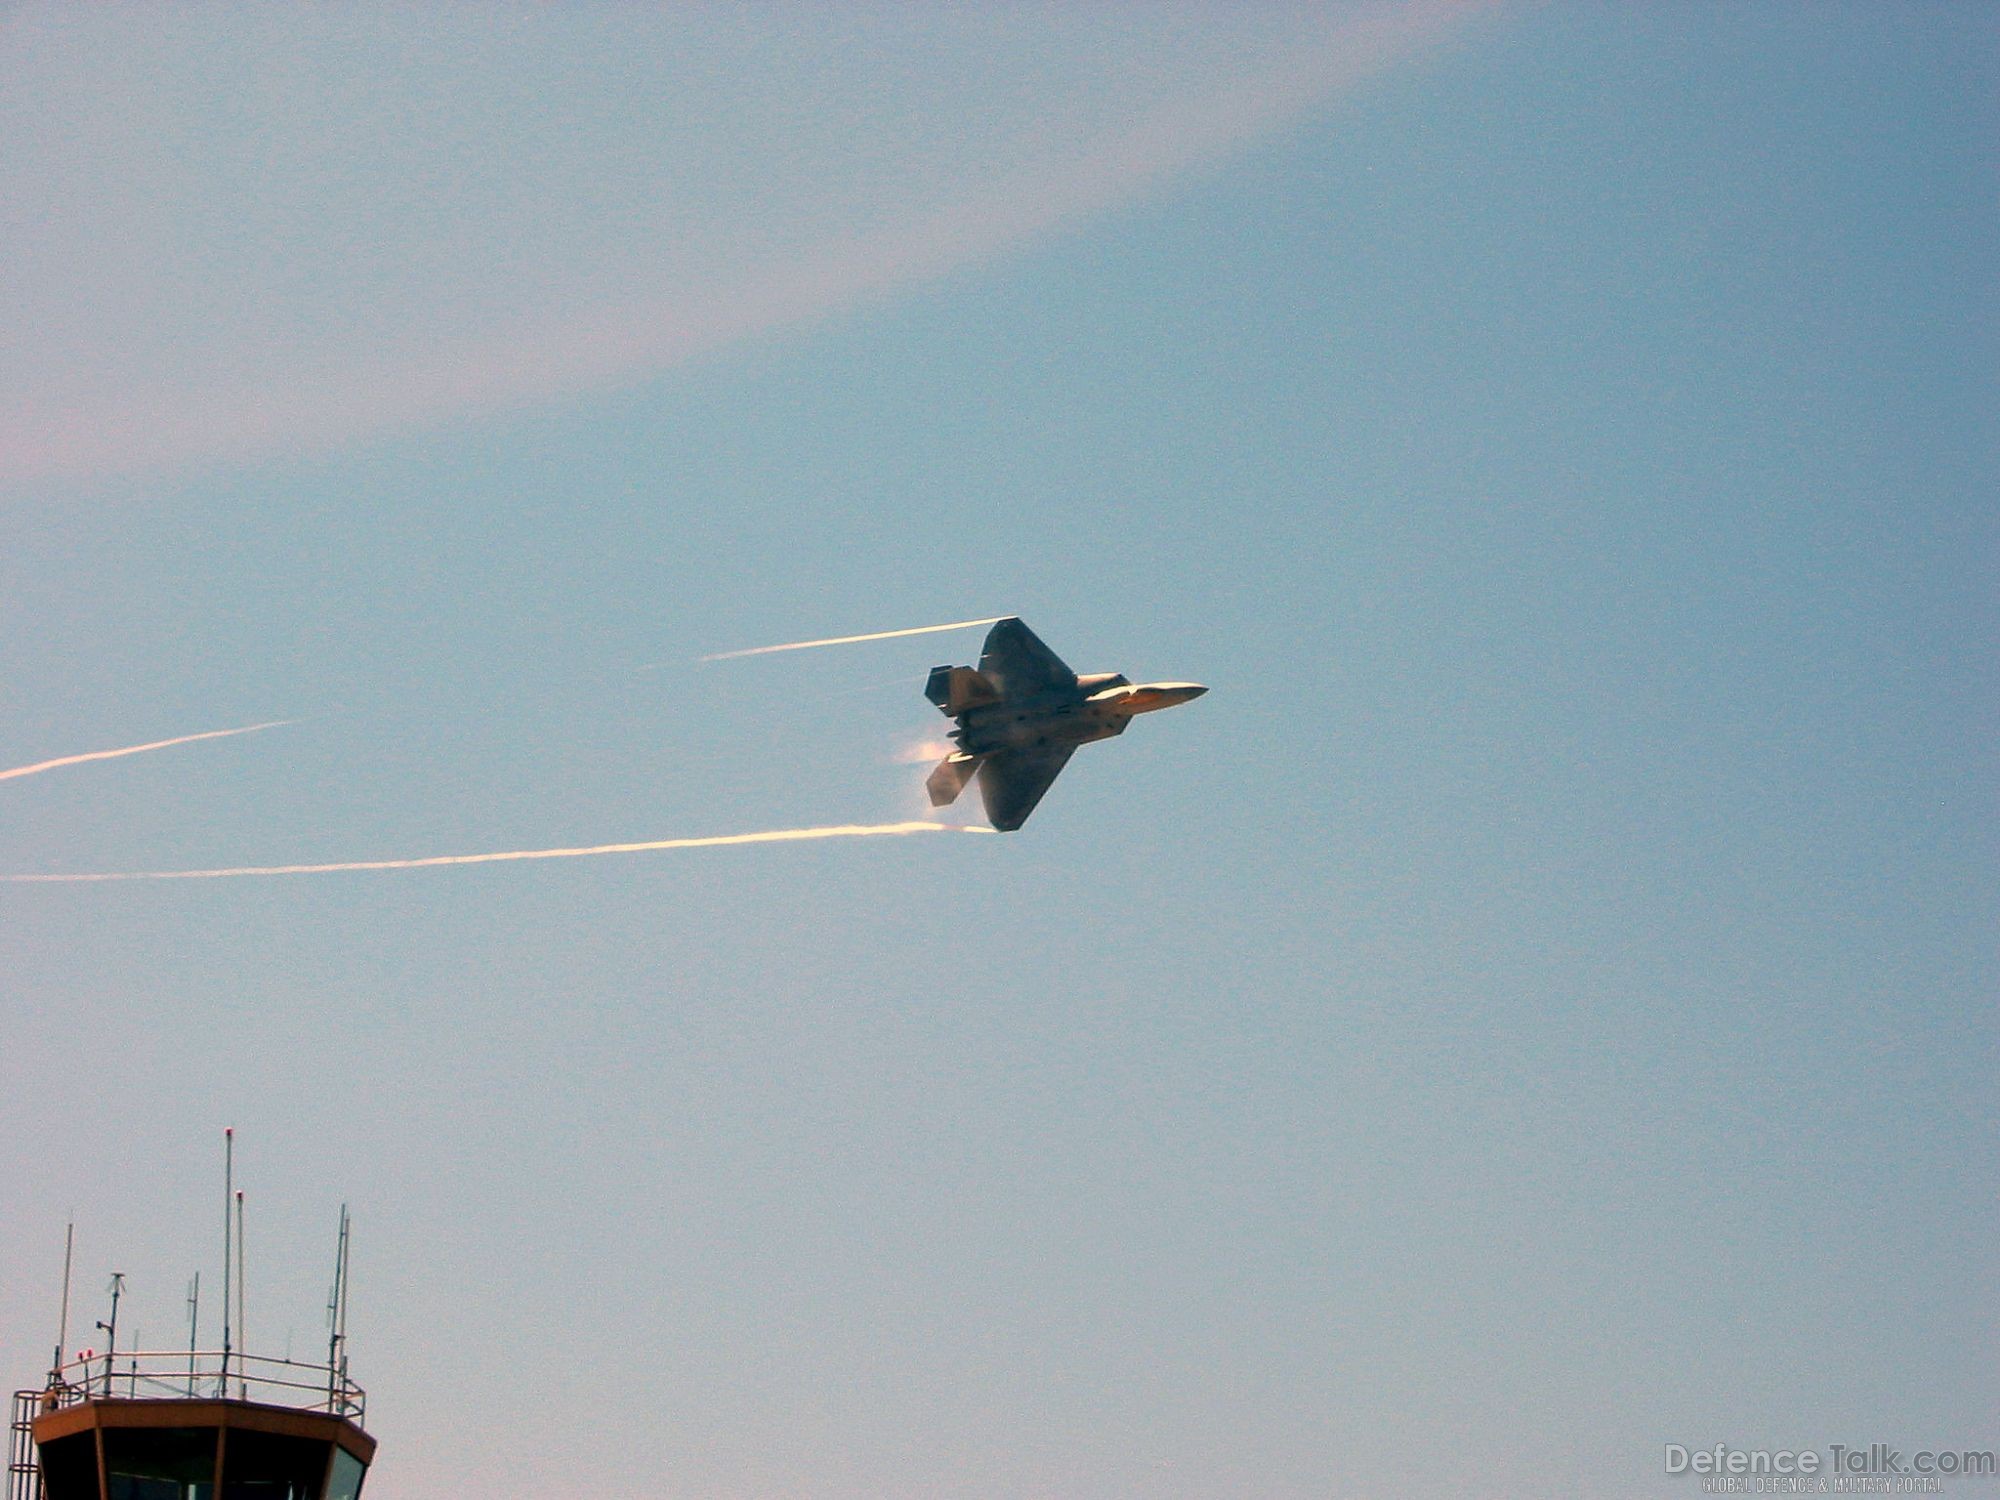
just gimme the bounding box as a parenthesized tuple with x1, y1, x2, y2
(19, 1348, 364, 1423)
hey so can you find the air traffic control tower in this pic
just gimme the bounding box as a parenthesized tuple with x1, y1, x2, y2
(9, 1189, 372, 1500)
(10, 1348, 372, 1500)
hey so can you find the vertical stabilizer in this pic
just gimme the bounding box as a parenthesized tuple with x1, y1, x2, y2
(924, 666, 1000, 716)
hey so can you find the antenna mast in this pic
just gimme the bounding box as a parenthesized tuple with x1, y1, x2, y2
(220, 1128, 233, 1396)
(51, 1221, 75, 1380)
(186, 1273, 201, 1396)
(94, 1273, 125, 1399)
(338, 1208, 352, 1375)
(326, 1205, 351, 1407)
(234, 1190, 247, 1401)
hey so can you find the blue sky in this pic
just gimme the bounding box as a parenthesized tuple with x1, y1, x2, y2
(2, 5, 1993, 1497)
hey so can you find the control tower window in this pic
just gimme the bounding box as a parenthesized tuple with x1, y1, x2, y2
(35, 1432, 102, 1500)
(326, 1448, 367, 1500)
(219, 1428, 332, 1500)
(103, 1427, 217, 1500)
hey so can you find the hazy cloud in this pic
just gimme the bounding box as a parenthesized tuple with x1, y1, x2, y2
(0, 2, 1480, 483)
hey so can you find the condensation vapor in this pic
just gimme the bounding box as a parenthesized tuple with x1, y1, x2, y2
(700, 617, 1004, 662)
(0, 721, 292, 784)
(0, 820, 992, 883)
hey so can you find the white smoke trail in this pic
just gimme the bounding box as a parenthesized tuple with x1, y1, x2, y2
(894, 737, 957, 766)
(700, 617, 1003, 662)
(0, 819, 992, 883)
(0, 721, 292, 784)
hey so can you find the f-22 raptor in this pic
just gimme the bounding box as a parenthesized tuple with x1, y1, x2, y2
(924, 617, 1206, 830)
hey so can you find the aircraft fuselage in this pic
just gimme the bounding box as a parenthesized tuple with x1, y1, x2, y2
(951, 679, 1206, 757)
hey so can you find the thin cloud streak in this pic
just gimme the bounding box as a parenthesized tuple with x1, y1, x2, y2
(0, 820, 992, 883)
(700, 617, 1004, 663)
(0, 1, 1487, 484)
(0, 721, 293, 784)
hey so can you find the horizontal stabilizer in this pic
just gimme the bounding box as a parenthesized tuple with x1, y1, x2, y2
(926, 752, 981, 808)
(925, 665, 1000, 716)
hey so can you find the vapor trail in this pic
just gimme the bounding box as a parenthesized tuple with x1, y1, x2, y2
(1, 820, 992, 883)
(701, 617, 1003, 662)
(0, 721, 292, 784)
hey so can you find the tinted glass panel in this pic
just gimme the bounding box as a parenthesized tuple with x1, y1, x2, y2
(105, 1426, 216, 1498)
(325, 1448, 366, 1500)
(220, 1429, 328, 1500)
(110, 1480, 211, 1500)
(37, 1432, 101, 1500)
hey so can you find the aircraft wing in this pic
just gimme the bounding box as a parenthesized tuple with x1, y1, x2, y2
(977, 744, 1075, 831)
(978, 618, 1077, 697)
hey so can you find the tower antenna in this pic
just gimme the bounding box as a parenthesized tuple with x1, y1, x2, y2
(338, 1209, 352, 1369)
(234, 1190, 247, 1401)
(51, 1221, 75, 1380)
(325, 1205, 351, 1409)
(186, 1273, 201, 1396)
(220, 1128, 233, 1396)
(94, 1273, 125, 1399)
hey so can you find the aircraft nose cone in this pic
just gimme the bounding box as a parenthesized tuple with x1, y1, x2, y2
(1123, 682, 1207, 714)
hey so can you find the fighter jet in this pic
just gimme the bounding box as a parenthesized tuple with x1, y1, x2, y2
(923, 617, 1206, 830)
